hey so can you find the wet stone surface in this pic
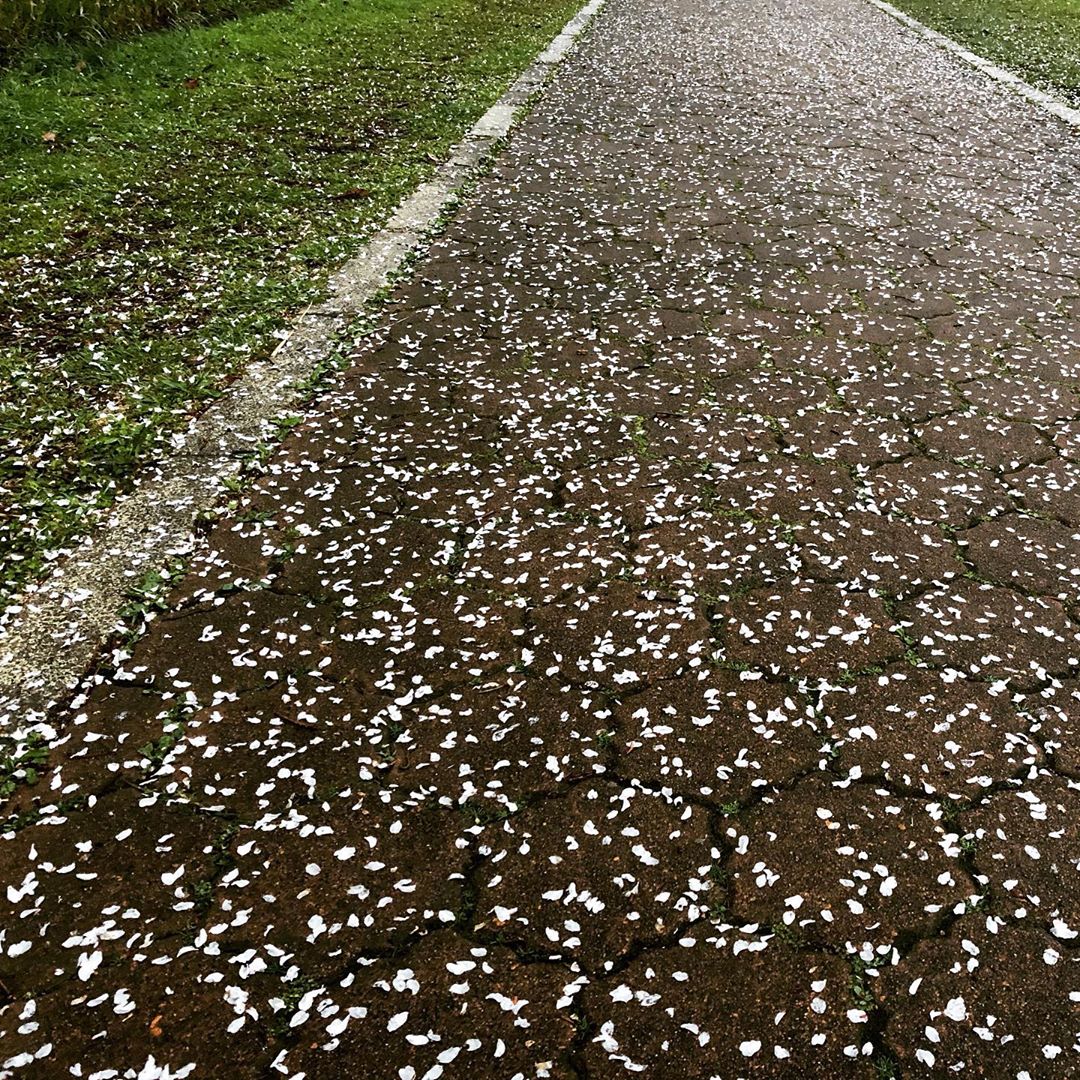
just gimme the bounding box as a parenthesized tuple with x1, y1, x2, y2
(5, 0, 1080, 1074)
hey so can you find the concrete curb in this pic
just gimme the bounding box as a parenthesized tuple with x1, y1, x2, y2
(0, 0, 606, 723)
(867, 0, 1080, 129)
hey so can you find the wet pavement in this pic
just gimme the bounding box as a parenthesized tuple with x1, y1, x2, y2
(4, 0, 1080, 1074)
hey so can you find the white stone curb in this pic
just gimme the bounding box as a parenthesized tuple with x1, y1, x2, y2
(867, 0, 1080, 128)
(0, 0, 607, 721)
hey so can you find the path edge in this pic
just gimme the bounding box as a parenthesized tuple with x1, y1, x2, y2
(866, 0, 1080, 128)
(0, 0, 606, 723)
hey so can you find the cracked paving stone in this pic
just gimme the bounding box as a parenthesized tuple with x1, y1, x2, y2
(0, 948, 280, 1078)
(271, 518, 457, 598)
(506, 406, 640, 470)
(961, 375, 1080, 424)
(818, 666, 1040, 797)
(582, 932, 872, 1076)
(119, 590, 337, 696)
(709, 458, 857, 522)
(1024, 684, 1080, 774)
(795, 511, 960, 595)
(0, 790, 219, 998)
(711, 369, 836, 417)
(204, 799, 470, 977)
(959, 515, 1080, 601)
(279, 933, 579, 1079)
(1006, 458, 1080, 527)
(456, 517, 630, 601)
(915, 413, 1054, 471)
(642, 409, 778, 464)
(880, 923, 1080, 1076)
(864, 459, 1011, 525)
(616, 668, 822, 802)
(560, 456, 702, 531)
(726, 776, 974, 950)
(964, 774, 1080, 931)
(386, 678, 611, 807)
(145, 679, 392, 814)
(330, 585, 526, 695)
(472, 782, 714, 972)
(898, 580, 1080, 687)
(719, 583, 898, 678)
(838, 371, 960, 421)
(16, 685, 181, 804)
(1052, 421, 1080, 463)
(530, 581, 712, 689)
(397, 461, 558, 526)
(631, 514, 799, 596)
(776, 412, 911, 467)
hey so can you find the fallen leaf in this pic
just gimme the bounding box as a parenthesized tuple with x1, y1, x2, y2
(329, 186, 370, 201)
(183, 77, 200, 90)
(41, 131, 57, 143)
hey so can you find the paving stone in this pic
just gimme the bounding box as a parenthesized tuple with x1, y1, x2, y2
(778, 412, 911, 466)
(279, 933, 579, 1078)
(964, 774, 1080, 931)
(795, 511, 960, 595)
(880, 923, 1080, 1076)
(120, 589, 337, 696)
(1006, 457, 1080, 526)
(149, 680, 391, 814)
(386, 677, 611, 806)
(473, 782, 714, 972)
(631, 513, 799, 596)
(838, 372, 960, 421)
(898, 580, 1080, 687)
(962, 375, 1080, 423)
(616, 668, 822, 802)
(530, 580, 712, 691)
(865, 459, 1011, 525)
(457, 516, 630, 601)
(203, 798, 470, 976)
(560, 456, 703, 530)
(1024, 682, 1080, 774)
(719, 583, 899, 678)
(915, 412, 1054, 470)
(643, 409, 778, 464)
(0, 790, 220, 997)
(960, 514, 1080, 601)
(0, 949, 280, 1078)
(581, 935, 871, 1075)
(818, 666, 1040, 797)
(329, 584, 526, 695)
(712, 369, 836, 417)
(19, 684, 178, 802)
(710, 457, 858, 522)
(725, 777, 974, 950)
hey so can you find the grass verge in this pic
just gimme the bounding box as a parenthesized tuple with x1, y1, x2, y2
(887, 0, 1080, 108)
(1, 0, 288, 60)
(0, 0, 578, 604)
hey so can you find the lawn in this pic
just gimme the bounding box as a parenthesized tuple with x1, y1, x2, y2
(0, 0, 578, 603)
(890, 0, 1080, 108)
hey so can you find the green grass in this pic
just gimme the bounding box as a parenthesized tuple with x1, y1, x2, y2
(0, 0, 578, 603)
(0, 0, 287, 59)
(890, 0, 1080, 108)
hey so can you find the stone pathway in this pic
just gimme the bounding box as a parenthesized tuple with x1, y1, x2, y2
(4, 0, 1080, 1074)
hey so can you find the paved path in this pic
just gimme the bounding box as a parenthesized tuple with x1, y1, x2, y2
(4, 0, 1080, 1075)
